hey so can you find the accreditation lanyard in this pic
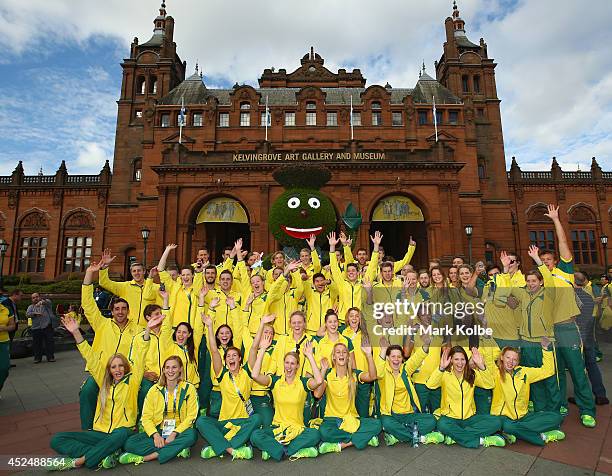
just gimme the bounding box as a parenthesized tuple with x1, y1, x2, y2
(162, 386, 178, 438)
(229, 372, 254, 416)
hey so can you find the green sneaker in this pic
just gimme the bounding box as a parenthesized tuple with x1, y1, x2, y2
(200, 446, 217, 459)
(318, 442, 341, 454)
(289, 447, 318, 460)
(482, 435, 506, 448)
(444, 436, 456, 445)
(261, 451, 270, 461)
(502, 433, 517, 444)
(46, 457, 77, 471)
(384, 432, 399, 446)
(232, 446, 253, 460)
(118, 453, 144, 465)
(559, 406, 568, 416)
(542, 430, 565, 443)
(100, 453, 118, 469)
(176, 448, 190, 459)
(367, 435, 379, 447)
(581, 415, 596, 428)
(422, 431, 444, 445)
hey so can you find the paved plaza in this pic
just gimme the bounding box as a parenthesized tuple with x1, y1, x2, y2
(1, 340, 611, 475)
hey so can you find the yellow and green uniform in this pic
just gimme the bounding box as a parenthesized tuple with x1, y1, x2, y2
(243, 335, 277, 426)
(302, 283, 335, 335)
(50, 334, 149, 469)
(329, 253, 377, 322)
(411, 334, 444, 413)
(159, 271, 200, 328)
(273, 333, 315, 377)
(159, 308, 202, 387)
(124, 380, 199, 463)
(481, 274, 520, 346)
(375, 347, 437, 441)
(99, 268, 157, 327)
(493, 348, 563, 446)
(195, 365, 262, 456)
(0, 301, 14, 392)
(547, 257, 596, 416)
(267, 272, 304, 336)
(128, 326, 163, 412)
(342, 328, 373, 416)
(250, 374, 321, 461)
(426, 363, 501, 448)
(318, 368, 382, 449)
(79, 284, 143, 430)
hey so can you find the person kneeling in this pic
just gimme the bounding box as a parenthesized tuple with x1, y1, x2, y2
(250, 331, 324, 460)
(119, 356, 199, 464)
(376, 336, 444, 447)
(494, 337, 565, 445)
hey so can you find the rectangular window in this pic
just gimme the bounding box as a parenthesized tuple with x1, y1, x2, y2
(462, 75, 469, 93)
(240, 112, 250, 127)
(473, 75, 481, 93)
(418, 111, 428, 125)
(571, 229, 598, 264)
(351, 112, 361, 126)
(160, 114, 170, 127)
(477, 108, 485, 118)
(218, 112, 229, 127)
(392, 112, 403, 126)
(449, 110, 459, 124)
(327, 112, 338, 126)
(306, 112, 317, 126)
(285, 112, 296, 126)
(529, 230, 555, 251)
(371, 111, 382, 126)
(18, 237, 47, 273)
(435, 110, 443, 125)
(63, 236, 93, 272)
(193, 113, 202, 127)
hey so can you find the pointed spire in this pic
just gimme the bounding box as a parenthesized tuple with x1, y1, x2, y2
(13, 161, 24, 175)
(58, 160, 67, 173)
(591, 157, 602, 179)
(551, 156, 562, 180)
(510, 156, 522, 181)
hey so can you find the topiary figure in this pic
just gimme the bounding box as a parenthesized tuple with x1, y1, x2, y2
(269, 165, 337, 252)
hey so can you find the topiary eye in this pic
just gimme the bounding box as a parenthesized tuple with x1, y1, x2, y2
(308, 197, 321, 209)
(287, 197, 301, 209)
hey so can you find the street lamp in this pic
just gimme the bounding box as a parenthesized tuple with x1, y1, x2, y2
(464, 225, 473, 265)
(141, 227, 151, 269)
(601, 234, 608, 273)
(0, 240, 8, 291)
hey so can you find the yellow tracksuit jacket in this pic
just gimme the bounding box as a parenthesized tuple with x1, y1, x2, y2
(141, 380, 199, 437)
(329, 252, 377, 322)
(77, 333, 149, 433)
(99, 268, 157, 327)
(491, 349, 555, 419)
(81, 284, 142, 369)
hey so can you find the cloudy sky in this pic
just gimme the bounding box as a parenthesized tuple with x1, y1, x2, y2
(0, 0, 609, 176)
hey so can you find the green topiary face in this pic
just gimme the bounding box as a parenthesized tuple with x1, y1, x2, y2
(269, 188, 337, 248)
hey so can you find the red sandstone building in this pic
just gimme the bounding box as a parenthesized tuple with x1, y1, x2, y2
(0, 3, 609, 280)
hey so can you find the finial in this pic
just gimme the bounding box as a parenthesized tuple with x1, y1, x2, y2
(195, 61, 199, 75)
(422, 61, 426, 74)
(38, 166, 43, 176)
(452, 0, 459, 18)
(310, 46, 314, 60)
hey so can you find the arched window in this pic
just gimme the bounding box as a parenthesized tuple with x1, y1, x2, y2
(137, 76, 146, 95)
(371, 101, 382, 126)
(62, 211, 94, 273)
(527, 204, 555, 251)
(477, 156, 486, 180)
(149, 76, 157, 94)
(240, 102, 251, 127)
(569, 204, 598, 265)
(17, 210, 49, 273)
(306, 101, 317, 126)
(132, 159, 142, 182)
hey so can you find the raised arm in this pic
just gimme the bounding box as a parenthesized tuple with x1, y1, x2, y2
(358, 343, 378, 383)
(251, 332, 274, 387)
(247, 314, 276, 370)
(545, 204, 571, 261)
(81, 259, 106, 331)
(201, 312, 222, 378)
(62, 313, 104, 386)
(339, 232, 355, 266)
(157, 243, 178, 272)
(98, 249, 124, 295)
(306, 235, 322, 274)
(303, 341, 324, 390)
(394, 236, 416, 273)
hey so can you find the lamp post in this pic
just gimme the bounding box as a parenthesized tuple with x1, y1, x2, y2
(141, 227, 151, 269)
(0, 240, 8, 291)
(464, 225, 473, 265)
(601, 234, 608, 273)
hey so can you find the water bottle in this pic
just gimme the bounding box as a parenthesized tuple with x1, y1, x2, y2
(412, 421, 419, 448)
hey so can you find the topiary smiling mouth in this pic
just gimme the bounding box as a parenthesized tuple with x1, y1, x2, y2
(281, 225, 323, 239)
